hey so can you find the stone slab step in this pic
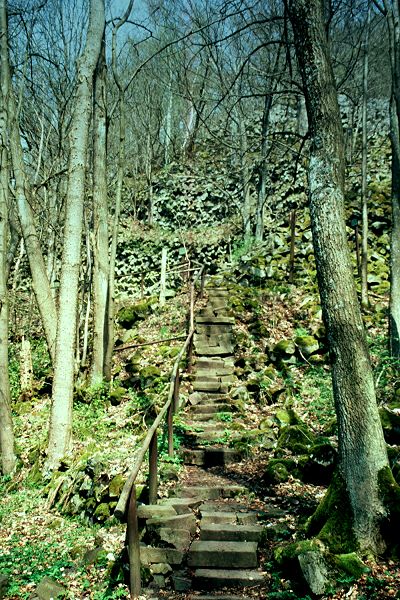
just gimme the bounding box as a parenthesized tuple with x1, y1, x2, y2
(176, 485, 246, 500)
(188, 392, 230, 405)
(195, 357, 234, 368)
(193, 569, 264, 589)
(182, 447, 243, 467)
(200, 511, 237, 525)
(195, 346, 234, 357)
(188, 541, 258, 568)
(146, 512, 196, 534)
(196, 325, 233, 335)
(193, 381, 229, 393)
(196, 316, 235, 325)
(159, 497, 203, 514)
(190, 403, 232, 414)
(137, 504, 177, 519)
(200, 523, 263, 542)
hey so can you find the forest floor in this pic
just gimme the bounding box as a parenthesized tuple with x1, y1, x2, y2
(1, 276, 400, 599)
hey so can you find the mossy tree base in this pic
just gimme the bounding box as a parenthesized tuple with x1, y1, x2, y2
(275, 468, 400, 594)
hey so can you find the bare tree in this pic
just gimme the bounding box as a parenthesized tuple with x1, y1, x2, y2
(47, 0, 105, 470)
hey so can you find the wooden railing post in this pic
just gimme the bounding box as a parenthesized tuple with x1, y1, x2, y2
(200, 266, 207, 299)
(149, 431, 158, 504)
(127, 484, 141, 599)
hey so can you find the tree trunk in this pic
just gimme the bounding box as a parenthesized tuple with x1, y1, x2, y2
(91, 37, 109, 384)
(288, 0, 389, 555)
(47, 0, 105, 470)
(360, 6, 370, 308)
(3, 6, 57, 361)
(104, 93, 125, 381)
(0, 0, 15, 474)
(383, 0, 400, 357)
(255, 93, 273, 241)
(239, 109, 252, 237)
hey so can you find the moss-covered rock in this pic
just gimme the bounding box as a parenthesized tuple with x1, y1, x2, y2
(139, 366, 162, 390)
(109, 474, 125, 498)
(295, 335, 319, 357)
(273, 339, 296, 356)
(274, 407, 302, 427)
(109, 386, 126, 406)
(277, 425, 316, 453)
(93, 502, 111, 522)
(333, 552, 369, 578)
(117, 298, 155, 328)
(264, 459, 291, 484)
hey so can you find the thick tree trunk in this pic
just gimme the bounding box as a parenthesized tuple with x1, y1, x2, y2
(47, 0, 105, 470)
(0, 0, 15, 474)
(288, 0, 389, 555)
(91, 38, 109, 384)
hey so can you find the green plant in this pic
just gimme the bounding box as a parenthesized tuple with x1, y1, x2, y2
(215, 411, 233, 422)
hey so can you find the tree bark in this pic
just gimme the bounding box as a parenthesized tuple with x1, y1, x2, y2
(47, 0, 105, 470)
(360, 6, 371, 308)
(382, 0, 400, 357)
(0, 0, 15, 475)
(3, 6, 57, 361)
(287, 0, 389, 554)
(91, 36, 109, 384)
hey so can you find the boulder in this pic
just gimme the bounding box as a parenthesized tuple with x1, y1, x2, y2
(32, 577, 67, 599)
(294, 335, 319, 357)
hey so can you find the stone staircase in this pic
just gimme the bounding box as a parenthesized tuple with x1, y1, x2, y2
(138, 283, 265, 597)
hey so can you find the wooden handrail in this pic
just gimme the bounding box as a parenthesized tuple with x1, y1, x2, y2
(114, 328, 194, 521)
(115, 264, 206, 599)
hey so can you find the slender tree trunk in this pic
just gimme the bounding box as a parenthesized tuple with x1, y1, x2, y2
(164, 78, 173, 166)
(383, 0, 400, 357)
(360, 6, 371, 308)
(3, 10, 57, 361)
(239, 110, 252, 237)
(288, 0, 389, 554)
(0, 0, 15, 474)
(47, 0, 105, 470)
(104, 95, 125, 381)
(91, 37, 109, 384)
(255, 93, 273, 241)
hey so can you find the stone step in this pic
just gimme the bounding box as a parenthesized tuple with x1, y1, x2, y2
(200, 523, 264, 542)
(195, 345, 234, 357)
(182, 447, 243, 467)
(196, 324, 233, 336)
(196, 367, 235, 377)
(196, 316, 235, 325)
(200, 511, 237, 525)
(195, 334, 233, 346)
(193, 569, 264, 589)
(176, 485, 246, 500)
(188, 392, 230, 405)
(137, 504, 177, 519)
(190, 403, 233, 414)
(195, 357, 234, 368)
(188, 541, 258, 568)
(146, 512, 196, 534)
(159, 497, 203, 514)
(192, 381, 230, 393)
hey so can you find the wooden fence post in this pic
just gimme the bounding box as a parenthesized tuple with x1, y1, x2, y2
(149, 431, 158, 504)
(127, 484, 141, 599)
(159, 247, 168, 307)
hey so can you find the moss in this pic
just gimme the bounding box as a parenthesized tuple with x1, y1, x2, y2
(274, 538, 321, 565)
(306, 471, 357, 554)
(109, 386, 125, 406)
(277, 425, 316, 453)
(333, 553, 370, 578)
(378, 467, 400, 555)
(295, 335, 319, 357)
(109, 474, 125, 498)
(273, 339, 296, 355)
(139, 366, 162, 389)
(264, 459, 294, 484)
(93, 502, 111, 522)
(274, 407, 302, 427)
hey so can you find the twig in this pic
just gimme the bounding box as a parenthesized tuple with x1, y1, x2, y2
(114, 335, 186, 352)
